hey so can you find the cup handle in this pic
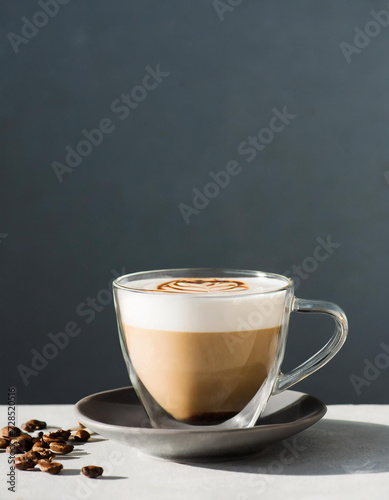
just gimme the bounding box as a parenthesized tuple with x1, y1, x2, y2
(273, 297, 348, 394)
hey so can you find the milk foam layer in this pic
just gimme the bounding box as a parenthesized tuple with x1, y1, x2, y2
(116, 276, 291, 332)
(126, 277, 287, 294)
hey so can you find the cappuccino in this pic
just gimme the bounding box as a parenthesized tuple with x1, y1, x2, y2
(121, 277, 287, 423)
(114, 269, 348, 430)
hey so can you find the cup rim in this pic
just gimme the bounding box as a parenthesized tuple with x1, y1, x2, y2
(112, 268, 293, 297)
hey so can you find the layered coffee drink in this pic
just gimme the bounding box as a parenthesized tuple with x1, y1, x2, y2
(120, 276, 287, 424)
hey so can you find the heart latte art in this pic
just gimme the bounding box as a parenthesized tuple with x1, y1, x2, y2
(155, 278, 248, 294)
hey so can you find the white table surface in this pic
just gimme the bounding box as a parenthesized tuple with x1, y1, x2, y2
(1, 404, 388, 500)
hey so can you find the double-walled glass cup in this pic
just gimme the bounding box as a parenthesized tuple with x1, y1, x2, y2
(113, 269, 348, 429)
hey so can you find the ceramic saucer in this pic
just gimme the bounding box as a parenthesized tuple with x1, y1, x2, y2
(74, 387, 326, 461)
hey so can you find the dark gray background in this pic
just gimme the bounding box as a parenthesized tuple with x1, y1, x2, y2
(1, 0, 389, 405)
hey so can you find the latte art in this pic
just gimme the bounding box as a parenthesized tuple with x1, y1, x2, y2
(156, 278, 248, 294)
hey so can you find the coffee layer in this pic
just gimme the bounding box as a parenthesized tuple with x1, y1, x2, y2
(124, 324, 281, 422)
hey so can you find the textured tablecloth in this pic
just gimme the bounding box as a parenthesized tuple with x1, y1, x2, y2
(0, 404, 388, 500)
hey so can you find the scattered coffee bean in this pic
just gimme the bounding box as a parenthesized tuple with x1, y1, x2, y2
(30, 419, 46, 430)
(19, 433, 33, 441)
(21, 419, 46, 432)
(38, 460, 63, 475)
(38, 449, 55, 460)
(81, 466, 103, 478)
(2, 419, 101, 481)
(1, 426, 21, 438)
(73, 430, 90, 442)
(42, 435, 66, 444)
(32, 440, 49, 450)
(10, 436, 32, 452)
(0, 438, 9, 449)
(21, 422, 35, 433)
(26, 448, 54, 461)
(46, 429, 71, 440)
(6, 442, 24, 454)
(32, 434, 47, 445)
(15, 456, 37, 470)
(49, 442, 73, 454)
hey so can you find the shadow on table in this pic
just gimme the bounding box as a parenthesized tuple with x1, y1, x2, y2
(184, 419, 389, 476)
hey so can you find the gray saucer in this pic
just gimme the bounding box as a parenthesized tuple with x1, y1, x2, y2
(74, 387, 326, 461)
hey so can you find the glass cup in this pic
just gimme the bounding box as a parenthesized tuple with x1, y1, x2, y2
(113, 268, 348, 429)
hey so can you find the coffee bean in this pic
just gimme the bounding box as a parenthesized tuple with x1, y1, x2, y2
(73, 430, 90, 442)
(6, 442, 24, 454)
(42, 435, 66, 444)
(38, 460, 63, 475)
(21, 419, 47, 432)
(10, 436, 32, 452)
(23, 450, 39, 460)
(1, 426, 21, 438)
(81, 466, 103, 478)
(15, 456, 37, 470)
(32, 441, 49, 450)
(49, 442, 73, 454)
(47, 429, 71, 440)
(32, 434, 47, 445)
(19, 433, 33, 441)
(30, 420, 46, 430)
(38, 449, 55, 460)
(0, 438, 9, 449)
(26, 448, 54, 460)
(21, 422, 35, 433)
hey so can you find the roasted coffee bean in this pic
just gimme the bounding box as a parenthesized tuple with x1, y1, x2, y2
(1, 426, 21, 438)
(26, 448, 54, 460)
(14, 435, 32, 444)
(30, 420, 46, 430)
(42, 435, 66, 444)
(32, 440, 49, 450)
(21, 422, 35, 433)
(81, 466, 103, 478)
(21, 419, 46, 432)
(14, 435, 31, 442)
(0, 437, 9, 449)
(6, 442, 24, 454)
(49, 442, 73, 454)
(73, 430, 90, 442)
(21, 438, 33, 451)
(38, 449, 54, 460)
(32, 435, 47, 445)
(19, 433, 33, 441)
(38, 460, 63, 475)
(61, 429, 72, 440)
(46, 429, 71, 440)
(15, 456, 37, 470)
(10, 437, 32, 452)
